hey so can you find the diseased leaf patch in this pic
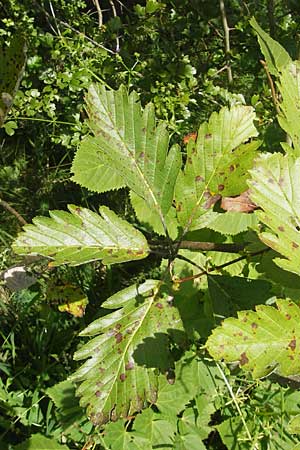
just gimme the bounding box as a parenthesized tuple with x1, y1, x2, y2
(12, 205, 149, 266)
(175, 104, 258, 231)
(249, 153, 300, 276)
(207, 299, 300, 378)
(70, 280, 184, 425)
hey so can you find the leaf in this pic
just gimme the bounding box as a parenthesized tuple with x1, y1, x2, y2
(130, 408, 176, 448)
(46, 380, 92, 442)
(47, 284, 89, 317)
(14, 434, 69, 450)
(85, 84, 182, 229)
(130, 190, 179, 239)
(199, 210, 258, 235)
(101, 419, 153, 450)
(156, 352, 223, 417)
(250, 17, 292, 76)
(208, 275, 272, 321)
(221, 190, 257, 213)
(70, 280, 184, 425)
(0, 35, 27, 127)
(206, 299, 300, 378)
(71, 136, 126, 193)
(12, 205, 149, 266)
(175, 105, 258, 232)
(248, 153, 300, 276)
(277, 62, 300, 155)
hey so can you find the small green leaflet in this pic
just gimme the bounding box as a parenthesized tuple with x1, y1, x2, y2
(175, 105, 258, 232)
(84, 84, 182, 231)
(70, 280, 184, 425)
(0, 35, 26, 127)
(207, 299, 300, 378)
(249, 153, 300, 276)
(12, 205, 149, 266)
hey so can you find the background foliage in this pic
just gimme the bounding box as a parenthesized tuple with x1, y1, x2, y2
(2, 1, 300, 449)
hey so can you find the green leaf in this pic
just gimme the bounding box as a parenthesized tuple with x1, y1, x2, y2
(130, 190, 179, 239)
(207, 299, 300, 378)
(85, 84, 182, 229)
(46, 380, 91, 442)
(0, 35, 27, 127)
(70, 280, 184, 425)
(14, 434, 69, 450)
(130, 408, 176, 448)
(101, 419, 153, 450)
(71, 136, 126, 192)
(12, 205, 149, 266)
(249, 153, 300, 276)
(277, 62, 300, 155)
(250, 17, 292, 76)
(199, 211, 258, 235)
(175, 105, 258, 231)
(156, 352, 223, 417)
(208, 275, 272, 321)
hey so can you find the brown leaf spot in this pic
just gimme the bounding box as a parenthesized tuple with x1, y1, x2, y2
(292, 242, 299, 249)
(229, 165, 235, 172)
(251, 322, 258, 329)
(239, 352, 249, 366)
(125, 361, 134, 370)
(195, 175, 204, 182)
(278, 226, 285, 232)
(183, 131, 197, 144)
(205, 133, 212, 139)
(115, 332, 123, 343)
(139, 152, 145, 158)
(286, 313, 291, 320)
(95, 390, 102, 397)
(120, 373, 126, 382)
(218, 184, 225, 191)
(289, 339, 296, 351)
(155, 303, 163, 309)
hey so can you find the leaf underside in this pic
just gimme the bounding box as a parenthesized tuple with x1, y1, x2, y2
(249, 153, 300, 276)
(12, 205, 149, 266)
(70, 280, 184, 425)
(207, 299, 300, 378)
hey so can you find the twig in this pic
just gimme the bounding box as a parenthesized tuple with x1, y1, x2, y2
(219, 0, 233, 84)
(178, 240, 245, 253)
(260, 60, 280, 114)
(0, 198, 27, 226)
(177, 248, 268, 284)
(92, 0, 103, 28)
(109, 0, 120, 52)
(49, 0, 61, 36)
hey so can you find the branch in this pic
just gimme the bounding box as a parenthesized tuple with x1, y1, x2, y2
(177, 248, 269, 284)
(92, 0, 103, 28)
(219, 0, 233, 84)
(0, 198, 27, 226)
(178, 240, 245, 253)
